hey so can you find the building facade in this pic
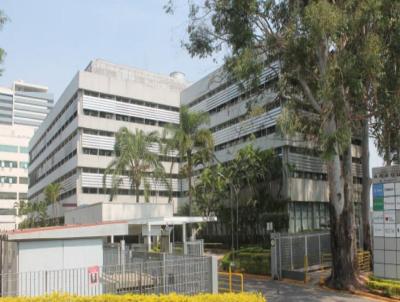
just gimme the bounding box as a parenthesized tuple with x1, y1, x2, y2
(0, 82, 53, 230)
(28, 59, 186, 217)
(181, 63, 363, 233)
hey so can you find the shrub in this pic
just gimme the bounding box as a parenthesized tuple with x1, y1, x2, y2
(0, 293, 266, 302)
(367, 277, 400, 297)
(221, 247, 270, 275)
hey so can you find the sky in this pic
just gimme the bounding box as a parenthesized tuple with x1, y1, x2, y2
(0, 0, 383, 171)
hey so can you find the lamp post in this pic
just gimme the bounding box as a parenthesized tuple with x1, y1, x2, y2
(217, 171, 238, 263)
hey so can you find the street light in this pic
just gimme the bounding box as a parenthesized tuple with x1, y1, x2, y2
(217, 171, 238, 263)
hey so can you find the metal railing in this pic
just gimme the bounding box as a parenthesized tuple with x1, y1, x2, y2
(1, 256, 214, 297)
(218, 267, 243, 293)
(271, 231, 331, 279)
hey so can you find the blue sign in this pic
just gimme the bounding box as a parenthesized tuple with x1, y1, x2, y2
(373, 183, 384, 198)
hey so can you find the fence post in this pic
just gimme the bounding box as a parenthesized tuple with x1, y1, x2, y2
(304, 235, 308, 283)
(228, 265, 232, 293)
(318, 234, 321, 266)
(210, 256, 218, 294)
(139, 263, 143, 294)
(162, 253, 166, 294)
(290, 236, 293, 270)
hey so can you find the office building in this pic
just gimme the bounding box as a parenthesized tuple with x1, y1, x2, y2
(0, 82, 53, 230)
(181, 63, 364, 233)
(28, 59, 186, 217)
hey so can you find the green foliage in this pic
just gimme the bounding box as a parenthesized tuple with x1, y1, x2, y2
(221, 247, 270, 275)
(367, 276, 400, 297)
(44, 183, 62, 218)
(103, 127, 165, 203)
(0, 292, 266, 302)
(371, 0, 400, 164)
(166, 106, 213, 214)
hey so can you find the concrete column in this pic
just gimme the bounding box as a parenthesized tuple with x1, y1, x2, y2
(147, 223, 152, 252)
(209, 255, 218, 293)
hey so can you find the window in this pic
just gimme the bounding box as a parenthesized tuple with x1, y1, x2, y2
(0, 160, 17, 168)
(99, 149, 112, 156)
(19, 146, 29, 153)
(19, 177, 28, 184)
(19, 193, 27, 200)
(0, 144, 18, 153)
(0, 192, 17, 199)
(0, 208, 16, 215)
(19, 161, 28, 169)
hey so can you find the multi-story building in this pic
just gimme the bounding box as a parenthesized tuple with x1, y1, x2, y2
(0, 82, 53, 230)
(28, 59, 187, 217)
(181, 63, 363, 233)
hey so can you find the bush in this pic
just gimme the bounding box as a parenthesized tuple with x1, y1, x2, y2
(0, 293, 266, 302)
(221, 247, 270, 275)
(367, 276, 400, 297)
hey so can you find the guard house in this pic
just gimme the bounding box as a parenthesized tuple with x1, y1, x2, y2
(64, 202, 217, 253)
(0, 204, 218, 296)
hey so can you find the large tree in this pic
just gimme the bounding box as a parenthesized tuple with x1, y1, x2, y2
(171, 0, 383, 288)
(166, 106, 213, 216)
(103, 127, 165, 203)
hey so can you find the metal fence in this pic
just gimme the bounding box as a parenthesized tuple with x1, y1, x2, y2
(271, 231, 330, 279)
(1, 255, 215, 297)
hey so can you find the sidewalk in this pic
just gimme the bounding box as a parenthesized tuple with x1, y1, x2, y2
(243, 274, 386, 302)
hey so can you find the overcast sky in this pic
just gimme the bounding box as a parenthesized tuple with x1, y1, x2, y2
(0, 0, 383, 170)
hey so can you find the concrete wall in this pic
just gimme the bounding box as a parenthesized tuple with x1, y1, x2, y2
(65, 202, 174, 224)
(18, 238, 103, 272)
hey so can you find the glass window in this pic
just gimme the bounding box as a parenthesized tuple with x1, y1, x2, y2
(19, 177, 28, 184)
(19, 193, 27, 200)
(0, 144, 18, 153)
(0, 192, 17, 199)
(19, 161, 28, 169)
(19, 146, 29, 153)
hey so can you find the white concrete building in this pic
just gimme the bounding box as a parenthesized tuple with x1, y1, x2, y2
(0, 82, 53, 230)
(181, 63, 364, 233)
(28, 59, 187, 217)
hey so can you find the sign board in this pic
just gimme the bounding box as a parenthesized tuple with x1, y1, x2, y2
(373, 212, 384, 224)
(373, 183, 384, 198)
(384, 183, 395, 196)
(384, 197, 396, 210)
(374, 197, 384, 211)
(373, 224, 384, 237)
(384, 211, 396, 224)
(88, 266, 99, 285)
(384, 224, 396, 237)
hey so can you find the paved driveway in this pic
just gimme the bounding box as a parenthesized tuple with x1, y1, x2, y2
(244, 277, 381, 302)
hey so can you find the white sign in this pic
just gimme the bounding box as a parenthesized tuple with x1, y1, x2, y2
(384, 197, 396, 210)
(395, 182, 400, 195)
(384, 183, 395, 196)
(384, 211, 396, 224)
(374, 224, 384, 237)
(373, 212, 384, 224)
(385, 224, 396, 237)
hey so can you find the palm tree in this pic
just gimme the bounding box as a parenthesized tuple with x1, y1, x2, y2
(103, 127, 165, 203)
(45, 183, 62, 220)
(166, 106, 214, 216)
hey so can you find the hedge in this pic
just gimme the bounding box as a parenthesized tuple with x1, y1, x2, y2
(0, 293, 266, 302)
(367, 277, 400, 297)
(221, 247, 270, 275)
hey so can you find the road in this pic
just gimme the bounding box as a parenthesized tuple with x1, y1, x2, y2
(244, 277, 381, 302)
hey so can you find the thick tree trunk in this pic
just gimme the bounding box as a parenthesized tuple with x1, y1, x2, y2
(361, 119, 372, 252)
(326, 119, 359, 289)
